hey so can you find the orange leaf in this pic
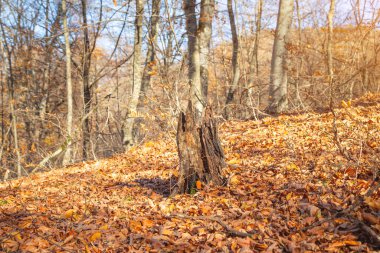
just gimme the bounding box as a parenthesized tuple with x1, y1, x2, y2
(344, 240, 361, 246)
(196, 180, 202, 190)
(142, 219, 154, 228)
(229, 175, 240, 186)
(89, 232, 101, 242)
(64, 209, 75, 219)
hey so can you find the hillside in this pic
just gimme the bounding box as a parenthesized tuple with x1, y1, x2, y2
(1, 94, 379, 252)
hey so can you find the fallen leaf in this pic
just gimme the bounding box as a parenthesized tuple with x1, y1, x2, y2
(196, 180, 202, 190)
(89, 232, 102, 242)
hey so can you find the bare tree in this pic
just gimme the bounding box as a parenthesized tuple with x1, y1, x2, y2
(184, 0, 203, 116)
(327, 0, 335, 106)
(81, 0, 92, 159)
(247, 0, 263, 114)
(80, 0, 103, 159)
(62, 0, 73, 165)
(0, 0, 23, 177)
(141, 0, 161, 97)
(122, 0, 144, 150)
(267, 0, 294, 114)
(198, 0, 215, 101)
(225, 0, 240, 116)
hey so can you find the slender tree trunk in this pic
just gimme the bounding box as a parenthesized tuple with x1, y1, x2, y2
(0, 32, 4, 157)
(267, 0, 294, 114)
(81, 0, 92, 159)
(122, 0, 144, 150)
(0, 29, 6, 171)
(294, 0, 305, 109)
(141, 0, 161, 98)
(224, 0, 240, 117)
(247, 0, 262, 112)
(327, 0, 335, 107)
(62, 0, 73, 165)
(34, 0, 52, 143)
(198, 0, 214, 100)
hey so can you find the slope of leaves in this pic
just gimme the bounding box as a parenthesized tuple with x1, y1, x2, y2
(1, 94, 379, 252)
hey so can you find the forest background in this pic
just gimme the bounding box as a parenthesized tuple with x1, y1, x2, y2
(0, 0, 379, 179)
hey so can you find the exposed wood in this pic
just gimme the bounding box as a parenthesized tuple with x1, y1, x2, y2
(173, 102, 225, 195)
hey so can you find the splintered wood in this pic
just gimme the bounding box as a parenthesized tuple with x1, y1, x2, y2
(174, 103, 225, 195)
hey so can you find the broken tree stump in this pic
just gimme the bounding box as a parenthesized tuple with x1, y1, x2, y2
(173, 102, 225, 195)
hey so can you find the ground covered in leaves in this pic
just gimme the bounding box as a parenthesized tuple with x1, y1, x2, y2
(1, 94, 380, 252)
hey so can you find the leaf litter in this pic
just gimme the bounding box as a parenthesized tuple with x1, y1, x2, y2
(0, 94, 380, 252)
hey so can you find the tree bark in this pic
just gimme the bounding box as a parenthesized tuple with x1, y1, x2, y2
(327, 0, 335, 107)
(81, 0, 92, 160)
(295, 0, 305, 109)
(247, 0, 263, 113)
(184, 0, 203, 117)
(0, 9, 23, 177)
(175, 0, 224, 195)
(140, 0, 161, 99)
(225, 0, 240, 113)
(267, 0, 294, 114)
(122, 0, 144, 150)
(62, 0, 73, 166)
(198, 0, 214, 100)
(173, 102, 225, 195)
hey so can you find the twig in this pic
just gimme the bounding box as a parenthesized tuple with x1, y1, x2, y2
(330, 108, 355, 162)
(166, 214, 253, 238)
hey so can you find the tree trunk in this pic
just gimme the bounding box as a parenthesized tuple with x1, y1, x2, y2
(225, 0, 240, 116)
(62, 0, 73, 166)
(184, 0, 203, 117)
(327, 0, 335, 107)
(267, 0, 294, 114)
(140, 0, 161, 99)
(81, 0, 91, 160)
(295, 0, 305, 109)
(173, 102, 225, 195)
(122, 0, 144, 150)
(198, 0, 214, 100)
(0, 13, 23, 177)
(247, 0, 262, 114)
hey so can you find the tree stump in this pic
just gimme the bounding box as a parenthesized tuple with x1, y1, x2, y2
(173, 102, 225, 195)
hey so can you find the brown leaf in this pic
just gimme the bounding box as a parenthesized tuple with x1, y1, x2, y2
(362, 212, 379, 225)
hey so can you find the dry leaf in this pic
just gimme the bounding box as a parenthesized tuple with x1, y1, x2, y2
(89, 232, 102, 242)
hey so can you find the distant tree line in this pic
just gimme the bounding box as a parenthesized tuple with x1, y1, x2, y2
(0, 0, 379, 179)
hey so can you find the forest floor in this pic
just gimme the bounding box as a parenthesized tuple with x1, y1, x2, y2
(1, 94, 380, 252)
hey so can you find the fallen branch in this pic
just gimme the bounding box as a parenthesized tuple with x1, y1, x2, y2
(166, 214, 253, 238)
(31, 140, 70, 173)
